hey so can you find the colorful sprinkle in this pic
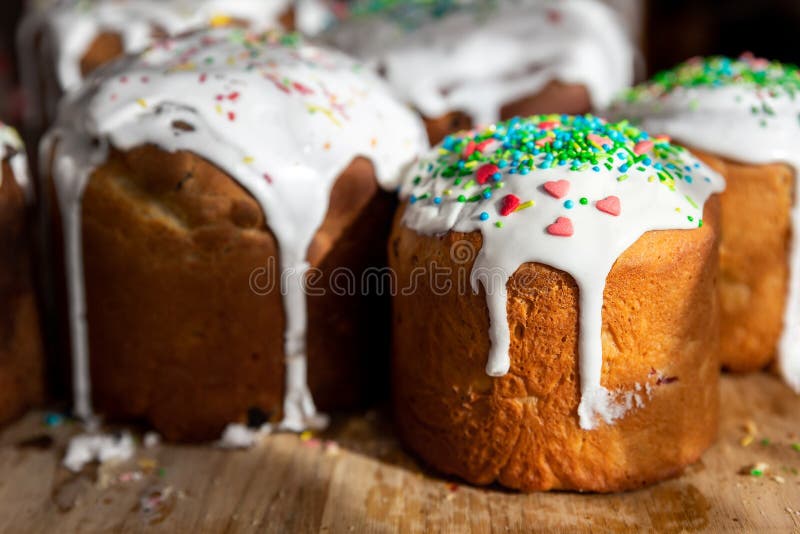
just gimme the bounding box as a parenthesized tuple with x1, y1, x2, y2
(596, 196, 621, 216)
(547, 216, 574, 237)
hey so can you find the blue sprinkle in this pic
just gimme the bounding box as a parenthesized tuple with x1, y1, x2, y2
(483, 190, 492, 199)
(492, 172, 502, 181)
(564, 200, 574, 209)
(479, 211, 489, 221)
(409, 195, 418, 204)
(619, 164, 629, 172)
(592, 166, 600, 172)
(433, 196, 442, 204)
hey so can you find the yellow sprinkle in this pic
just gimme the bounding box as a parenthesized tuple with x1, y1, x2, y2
(243, 156, 254, 164)
(515, 200, 536, 212)
(227, 56, 236, 66)
(675, 207, 681, 212)
(324, 142, 331, 150)
(210, 13, 233, 27)
(443, 189, 452, 196)
(300, 431, 313, 441)
(136, 98, 147, 108)
(215, 104, 223, 115)
(741, 434, 754, 447)
(371, 138, 378, 148)
(138, 458, 157, 471)
(648, 175, 656, 182)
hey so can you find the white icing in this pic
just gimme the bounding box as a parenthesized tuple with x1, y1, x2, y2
(400, 116, 724, 429)
(43, 29, 427, 431)
(0, 123, 31, 202)
(322, 0, 634, 125)
(217, 423, 272, 449)
(63, 431, 135, 472)
(18, 0, 293, 129)
(609, 66, 800, 393)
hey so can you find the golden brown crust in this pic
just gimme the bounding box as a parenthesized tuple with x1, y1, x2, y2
(51, 146, 392, 441)
(691, 149, 793, 372)
(389, 199, 721, 492)
(423, 81, 592, 144)
(0, 160, 45, 425)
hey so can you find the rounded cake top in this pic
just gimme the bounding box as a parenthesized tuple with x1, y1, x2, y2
(401, 114, 722, 235)
(322, 0, 635, 124)
(49, 27, 427, 258)
(620, 54, 800, 100)
(400, 114, 724, 430)
(609, 54, 800, 171)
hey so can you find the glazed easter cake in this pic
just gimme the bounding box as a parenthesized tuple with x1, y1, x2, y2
(18, 0, 294, 130)
(0, 122, 44, 425)
(390, 115, 725, 491)
(611, 55, 800, 388)
(322, 0, 635, 144)
(44, 28, 427, 441)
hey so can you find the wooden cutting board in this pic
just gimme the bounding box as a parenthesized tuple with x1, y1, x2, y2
(0, 373, 798, 533)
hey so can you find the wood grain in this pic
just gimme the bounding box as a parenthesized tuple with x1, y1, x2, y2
(0, 373, 799, 533)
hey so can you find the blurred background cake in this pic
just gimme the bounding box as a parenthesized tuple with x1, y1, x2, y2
(609, 55, 800, 389)
(0, 122, 44, 425)
(321, 0, 637, 143)
(17, 0, 295, 132)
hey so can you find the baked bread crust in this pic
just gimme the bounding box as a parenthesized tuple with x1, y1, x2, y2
(389, 200, 721, 492)
(0, 159, 44, 425)
(692, 149, 793, 372)
(51, 146, 392, 441)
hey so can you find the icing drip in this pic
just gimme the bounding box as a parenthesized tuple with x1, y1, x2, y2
(610, 55, 800, 392)
(18, 0, 292, 127)
(400, 115, 724, 429)
(0, 122, 31, 201)
(322, 0, 634, 125)
(43, 29, 427, 431)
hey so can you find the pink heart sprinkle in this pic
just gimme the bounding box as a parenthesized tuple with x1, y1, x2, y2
(476, 163, 500, 185)
(543, 179, 570, 199)
(499, 194, 520, 216)
(596, 196, 621, 216)
(633, 140, 654, 155)
(547, 217, 574, 237)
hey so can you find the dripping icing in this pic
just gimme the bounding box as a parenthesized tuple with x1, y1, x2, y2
(43, 28, 428, 430)
(400, 115, 724, 430)
(610, 55, 800, 392)
(322, 0, 635, 126)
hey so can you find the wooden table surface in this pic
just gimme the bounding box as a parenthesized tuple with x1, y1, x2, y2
(0, 373, 799, 533)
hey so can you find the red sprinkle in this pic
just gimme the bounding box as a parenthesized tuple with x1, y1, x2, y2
(499, 194, 520, 216)
(654, 134, 671, 143)
(293, 82, 314, 95)
(633, 140, 654, 155)
(263, 173, 273, 184)
(228, 92, 240, 101)
(543, 179, 570, 199)
(228, 111, 236, 122)
(463, 141, 477, 157)
(538, 120, 559, 129)
(199, 73, 207, 83)
(596, 196, 621, 216)
(476, 163, 499, 185)
(547, 217, 574, 237)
